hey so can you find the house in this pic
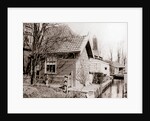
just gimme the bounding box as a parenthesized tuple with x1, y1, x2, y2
(89, 58, 110, 76)
(24, 24, 111, 89)
(37, 36, 94, 88)
(88, 36, 110, 83)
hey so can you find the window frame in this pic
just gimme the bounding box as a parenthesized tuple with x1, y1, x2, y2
(46, 61, 57, 74)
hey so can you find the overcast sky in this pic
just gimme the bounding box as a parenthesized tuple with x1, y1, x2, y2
(66, 22, 127, 61)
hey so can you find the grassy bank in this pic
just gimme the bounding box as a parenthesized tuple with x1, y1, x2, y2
(23, 85, 85, 98)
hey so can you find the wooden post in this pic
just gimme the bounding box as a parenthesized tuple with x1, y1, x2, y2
(35, 66, 36, 80)
(30, 58, 32, 75)
(45, 59, 47, 74)
(71, 71, 73, 87)
(73, 63, 76, 87)
(122, 79, 124, 98)
(63, 75, 69, 93)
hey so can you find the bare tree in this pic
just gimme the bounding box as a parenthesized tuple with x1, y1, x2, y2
(117, 48, 121, 64)
(99, 41, 104, 58)
(23, 23, 33, 78)
(23, 23, 78, 84)
(109, 48, 113, 62)
(116, 41, 127, 65)
(121, 49, 127, 66)
(107, 47, 114, 74)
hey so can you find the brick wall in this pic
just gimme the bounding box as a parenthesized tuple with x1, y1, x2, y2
(38, 49, 90, 88)
(39, 58, 76, 87)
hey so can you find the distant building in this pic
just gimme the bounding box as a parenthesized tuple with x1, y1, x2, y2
(110, 62, 125, 74)
(89, 58, 110, 76)
(89, 36, 110, 76)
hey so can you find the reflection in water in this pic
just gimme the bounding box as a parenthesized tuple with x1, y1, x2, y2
(101, 79, 126, 98)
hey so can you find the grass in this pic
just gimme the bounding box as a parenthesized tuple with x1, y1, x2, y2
(23, 85, 67, 98)
(23, 84, 84, 98)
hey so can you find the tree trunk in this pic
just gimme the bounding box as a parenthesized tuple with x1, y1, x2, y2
(31, 59, 35, 85)
(31, 72, 34, 84)
(23, 50, 25, 74)
(26, 58, 31, 75)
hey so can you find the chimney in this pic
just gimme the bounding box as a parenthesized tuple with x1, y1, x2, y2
(93, 35, 98, 50)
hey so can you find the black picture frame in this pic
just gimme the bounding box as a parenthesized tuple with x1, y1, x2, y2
(1, 0, 149, 119)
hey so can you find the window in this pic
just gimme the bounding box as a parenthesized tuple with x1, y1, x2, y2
(36, 71, 39, 75)
(105, 67, 107, 70)
(46, 61, 57, 74)
(47, 65, 55, 73)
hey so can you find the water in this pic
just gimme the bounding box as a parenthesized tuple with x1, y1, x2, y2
(100, 79, 127, 98)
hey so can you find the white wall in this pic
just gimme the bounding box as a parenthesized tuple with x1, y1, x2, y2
(90, 58, 110, 76)
(100, 61, 110, 76)
(114, 68, 119, 74)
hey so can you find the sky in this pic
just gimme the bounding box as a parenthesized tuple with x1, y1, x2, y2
(66, 22, 127, 61)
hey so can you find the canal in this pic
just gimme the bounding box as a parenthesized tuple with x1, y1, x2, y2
(100, 79, 127, 98)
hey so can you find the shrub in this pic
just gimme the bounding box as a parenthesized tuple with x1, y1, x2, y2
(93, 73, 104, 84)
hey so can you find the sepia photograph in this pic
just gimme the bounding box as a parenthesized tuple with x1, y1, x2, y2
(23, 22, 127, 98)
(8, 7, 142, 113)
